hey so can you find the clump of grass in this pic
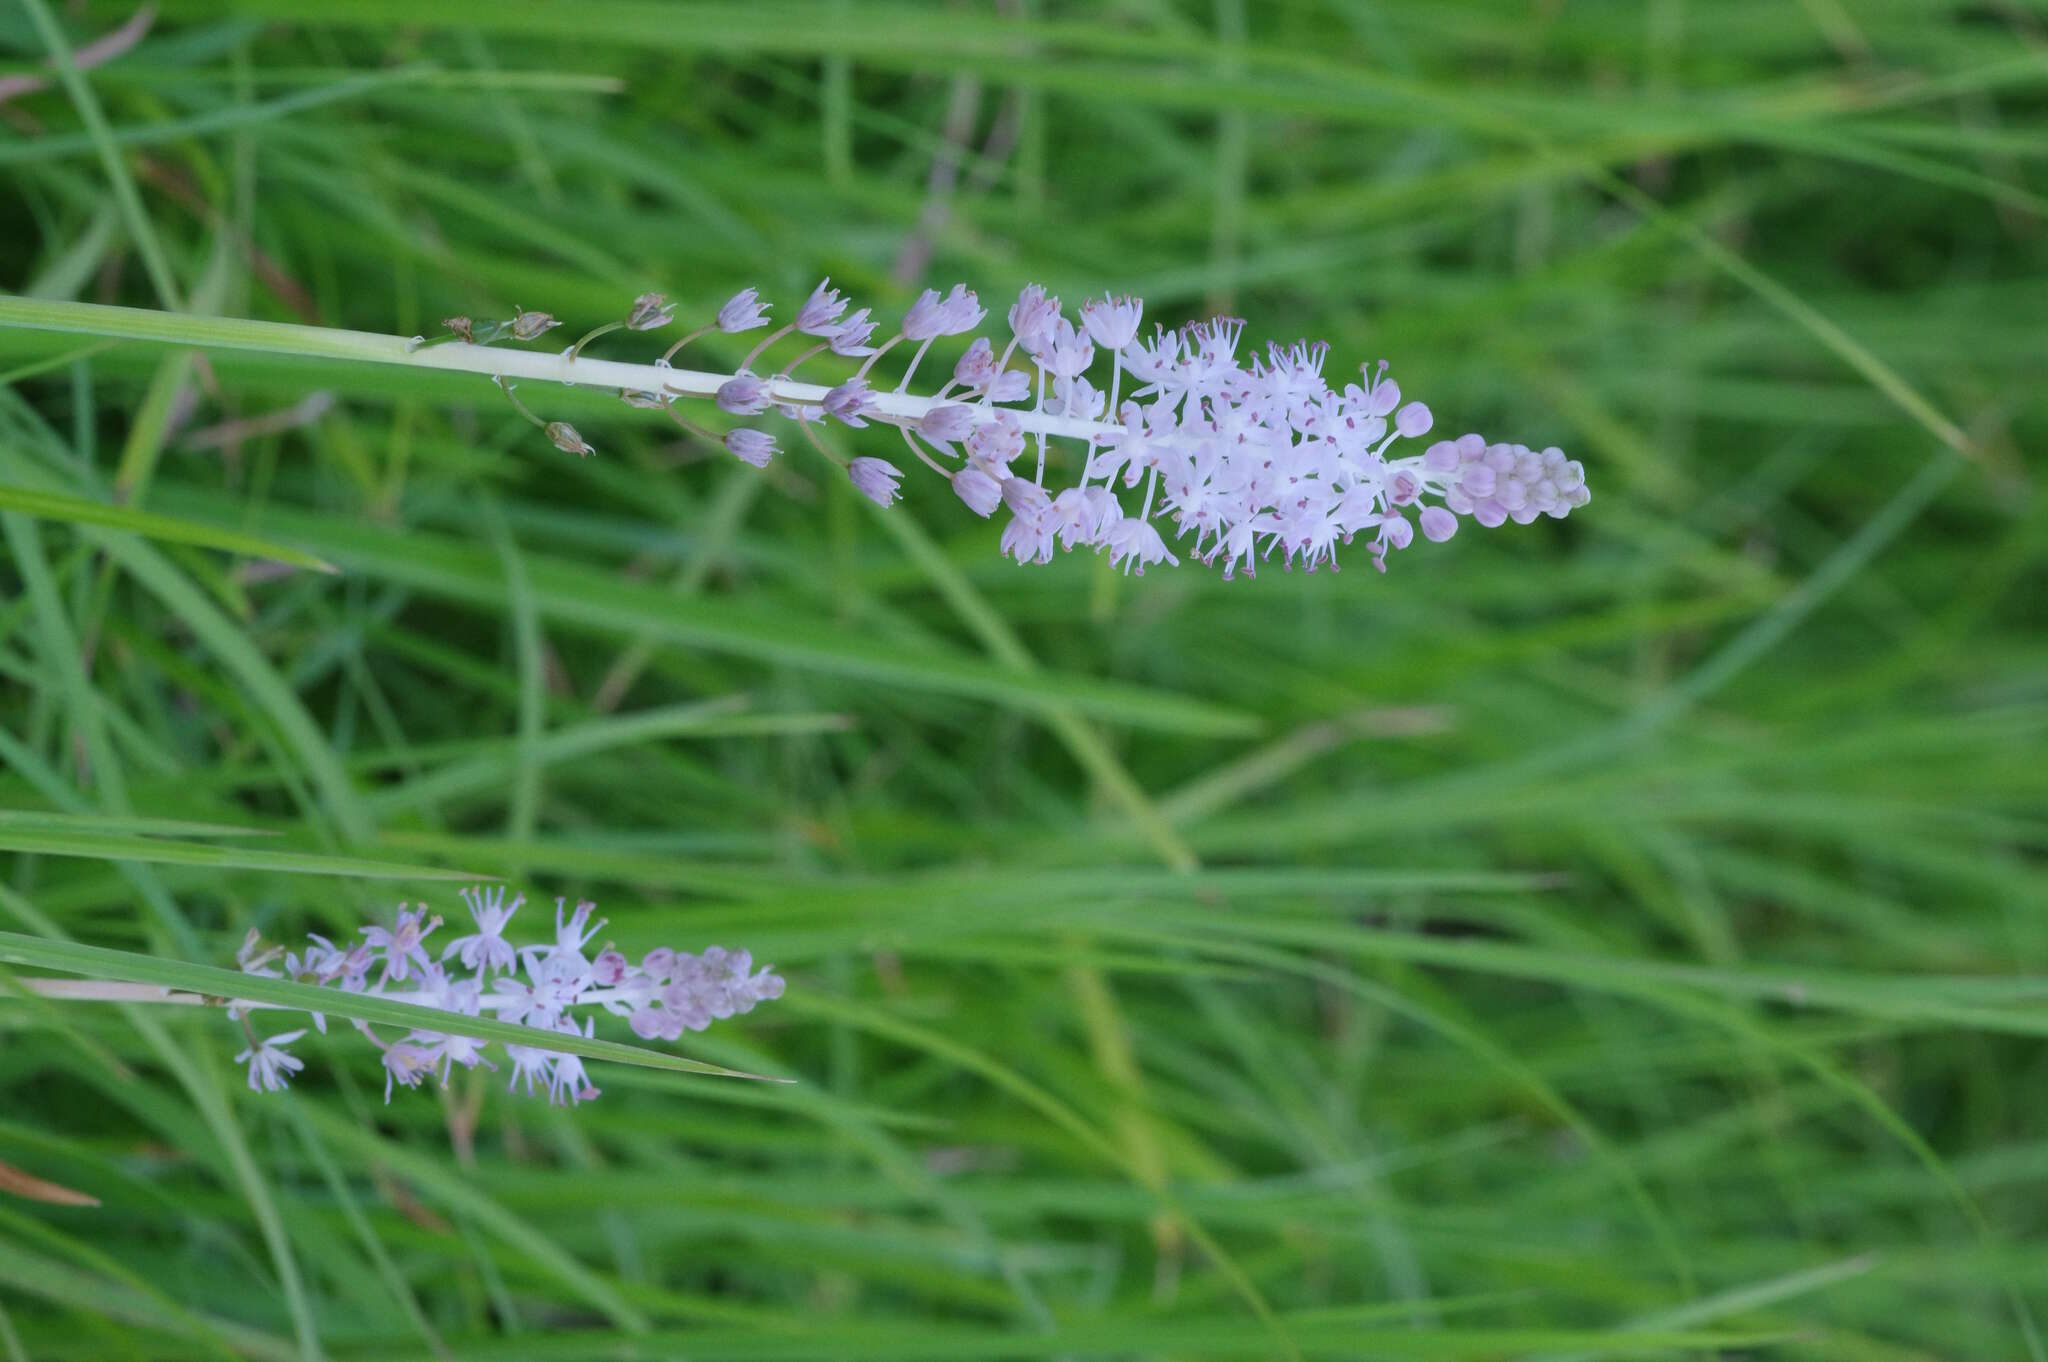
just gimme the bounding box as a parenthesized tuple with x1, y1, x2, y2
(1, 3, 2045, 1360)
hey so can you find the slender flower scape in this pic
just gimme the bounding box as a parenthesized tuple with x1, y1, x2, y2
(229, 889, 784, 1107)
(450, 282, 1589, 577)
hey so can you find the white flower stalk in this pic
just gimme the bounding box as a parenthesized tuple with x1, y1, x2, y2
(434, 282, 1590, 578)
(24, 887, 786, 1107)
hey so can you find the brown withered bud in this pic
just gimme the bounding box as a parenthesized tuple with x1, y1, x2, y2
(546, 422, 595, 458)
(510, 308, 561, 341)
(625, 292, 674, 331)
(443, 315, 476, 343)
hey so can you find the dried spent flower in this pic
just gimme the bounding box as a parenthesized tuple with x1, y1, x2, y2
(546, 422, 596, 458)
(443, 315, 476, 343)
(626, 292, 675, 331)
(510, 308, 560, 341)
(231, 890, 782, 1106)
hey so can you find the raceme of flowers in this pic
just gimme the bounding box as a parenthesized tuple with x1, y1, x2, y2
(231, 887, 785, 1106)
(444, 282, 1588, 578)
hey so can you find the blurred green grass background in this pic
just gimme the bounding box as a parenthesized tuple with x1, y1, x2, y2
(2, 1, 2045, 1358)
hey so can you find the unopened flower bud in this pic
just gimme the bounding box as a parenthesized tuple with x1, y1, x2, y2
(847, 457, 903, 508)
(919, 403, 976, 445)
(724, 428, 778, 467)
(1008, 284, 1062, 349)
(796, 279, 850, 336)
(952, 466, 1003, 517)
(1001, 476, 1052, 521)
(829, 308, 877, 357)
(716, 375, 773, 415)
(903, 284, 984, 340)
(823, 378, 872, 428)
(716, 288, 770, 333)
(966, 411, 1024, 471)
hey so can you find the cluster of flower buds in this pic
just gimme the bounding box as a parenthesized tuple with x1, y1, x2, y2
(446, 281, 1587, 578)
(230, 887, 784, 1106)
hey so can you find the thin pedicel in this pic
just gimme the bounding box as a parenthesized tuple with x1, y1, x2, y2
(449, 283, 1589, 578)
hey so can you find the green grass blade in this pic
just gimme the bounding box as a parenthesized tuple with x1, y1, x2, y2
(0, 482, 336, 572)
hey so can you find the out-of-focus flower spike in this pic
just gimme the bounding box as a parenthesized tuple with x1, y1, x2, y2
(502, 279, 1584, 574)
(225, 886, 783, 1108)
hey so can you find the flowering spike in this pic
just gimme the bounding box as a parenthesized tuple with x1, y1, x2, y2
(480, 279, 1584, 576)
(226, 891, 783, 1107)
